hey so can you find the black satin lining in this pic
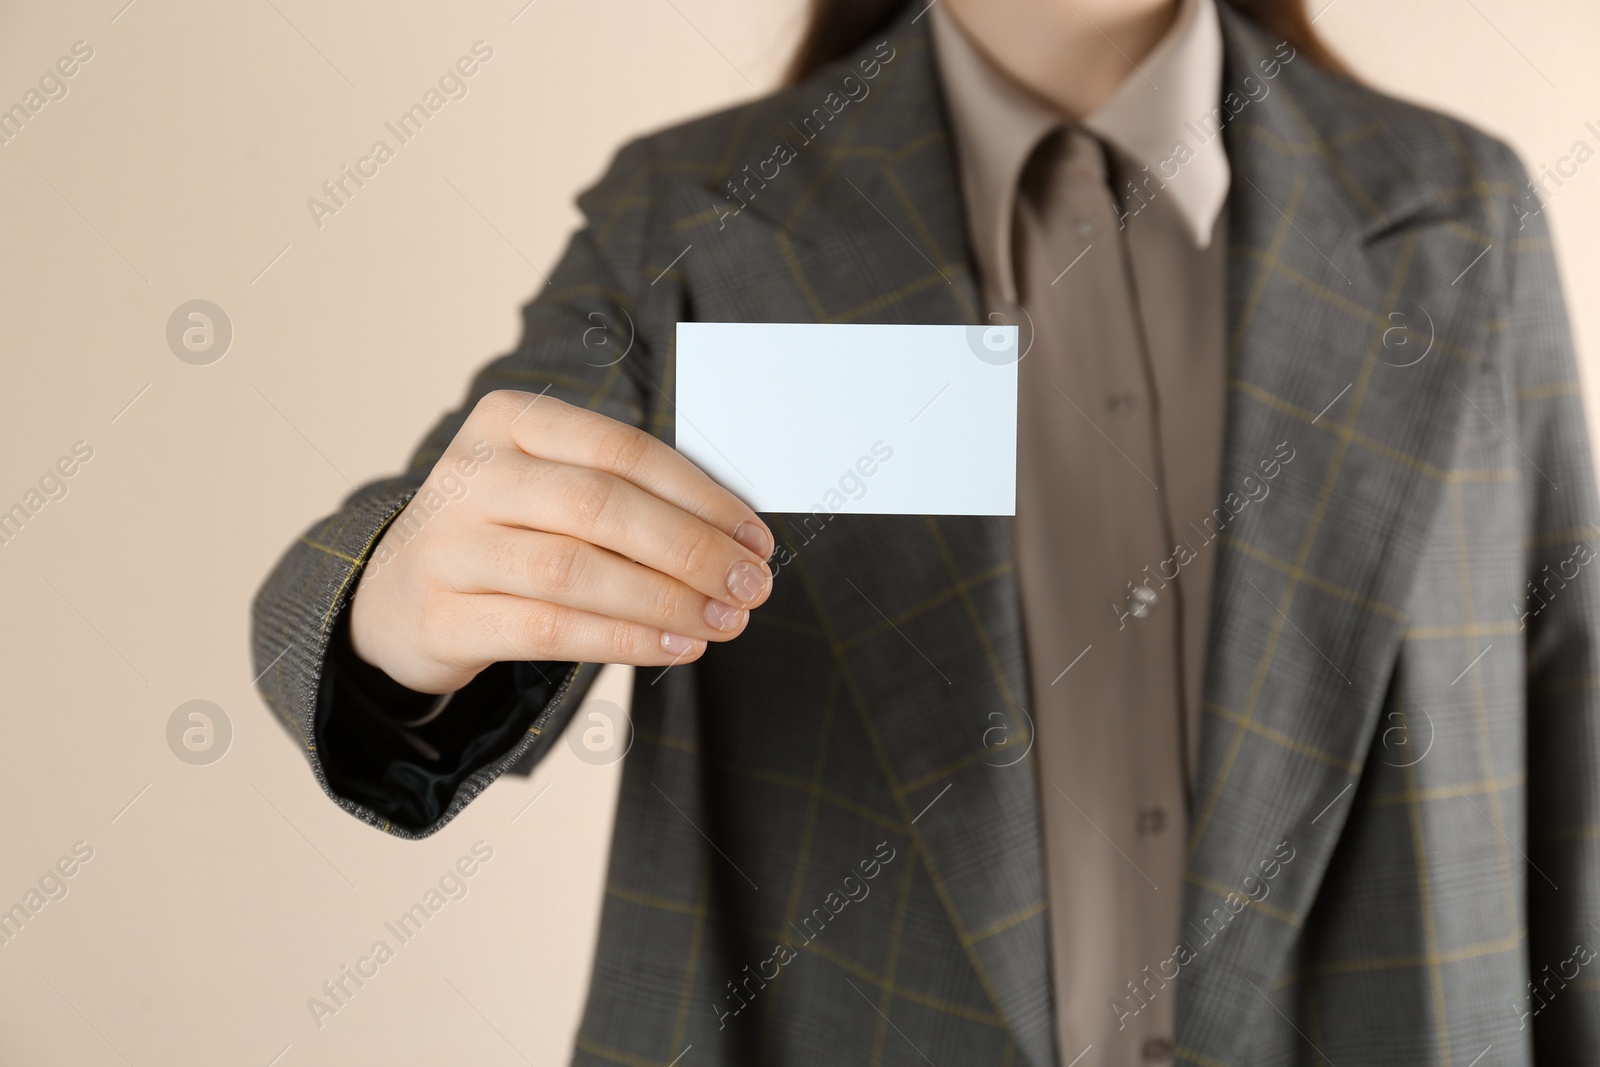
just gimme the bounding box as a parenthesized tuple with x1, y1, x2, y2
(314, 608, 569, 832)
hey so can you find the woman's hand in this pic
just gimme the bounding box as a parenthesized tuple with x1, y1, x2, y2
(347, 391, 774, 694)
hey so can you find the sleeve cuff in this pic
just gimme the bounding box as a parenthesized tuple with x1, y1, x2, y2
(314, 602, 572, 832)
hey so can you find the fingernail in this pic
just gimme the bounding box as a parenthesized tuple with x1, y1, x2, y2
(703, 599, 745, 632)
(726, 560, 768, 605)
(661, 632, 700, 656)
(733, 521, 774, 559)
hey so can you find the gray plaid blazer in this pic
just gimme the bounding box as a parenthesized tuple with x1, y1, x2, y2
(252, 4, 1600, 1063)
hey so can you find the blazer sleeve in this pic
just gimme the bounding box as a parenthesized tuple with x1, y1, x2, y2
(1496, 142, 1600, 1060)
(249, 135, 663, 840)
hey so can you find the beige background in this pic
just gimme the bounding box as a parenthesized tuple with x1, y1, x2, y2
(1, 1, 1595, 1063)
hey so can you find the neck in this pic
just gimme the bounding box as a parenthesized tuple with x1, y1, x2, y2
(942, 0, 1181, 119)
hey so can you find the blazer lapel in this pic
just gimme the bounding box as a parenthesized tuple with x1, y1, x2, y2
(680, 15, 1060, 1065)
(1175, 7, 1489, 1062)
(679, 6, 1489, 1063)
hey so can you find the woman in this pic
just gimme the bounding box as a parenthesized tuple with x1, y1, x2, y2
(253, 0, 1599, 1062)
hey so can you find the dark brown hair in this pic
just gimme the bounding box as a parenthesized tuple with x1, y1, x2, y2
(786, 0, 1344, 84)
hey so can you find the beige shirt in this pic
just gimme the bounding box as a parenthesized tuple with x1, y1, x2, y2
(930, 3, 1229, 1064)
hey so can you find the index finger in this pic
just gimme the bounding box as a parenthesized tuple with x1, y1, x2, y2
(493, 391, 774, 559)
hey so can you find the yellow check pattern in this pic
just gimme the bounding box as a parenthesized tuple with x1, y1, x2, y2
(250, 5, 1600, 1065)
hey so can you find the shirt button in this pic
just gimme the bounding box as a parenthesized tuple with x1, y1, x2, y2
(1107, 390, 1138, 414)
(1142, 1037, 1174, 1062)
(1073, 216, 1100, 239)
(1129, 585, 1157, 618)
(1138, 807, 1167, 835)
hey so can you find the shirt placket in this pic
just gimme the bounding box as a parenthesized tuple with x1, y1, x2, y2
(1011, 126, 1190, 1067)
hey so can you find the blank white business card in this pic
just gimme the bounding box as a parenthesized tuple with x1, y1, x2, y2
(674, 322, 1017, 516)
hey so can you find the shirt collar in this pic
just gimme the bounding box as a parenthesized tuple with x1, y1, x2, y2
(1084, 0, 1229, 249)
(930, 0, 1230, 302)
